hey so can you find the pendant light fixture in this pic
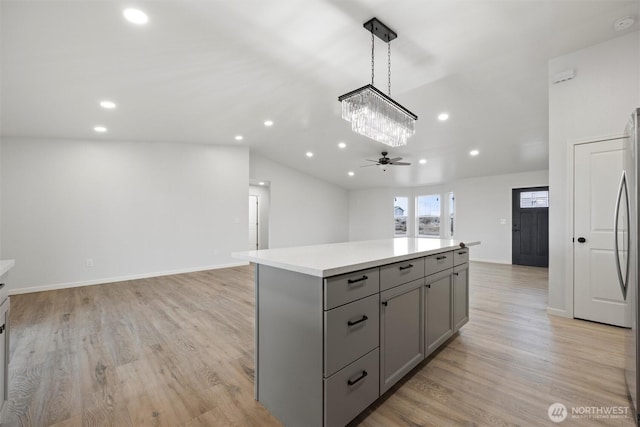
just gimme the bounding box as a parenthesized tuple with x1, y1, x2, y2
(338, 18, 418, 147)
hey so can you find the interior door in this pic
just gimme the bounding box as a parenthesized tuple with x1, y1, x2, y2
(574, 139, 628, 327)
(512, 187, 549, 267)
(249, 195, 259, 250)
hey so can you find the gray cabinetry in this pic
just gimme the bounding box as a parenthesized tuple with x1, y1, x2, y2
(425, 269, 453, 356)
(324, 348, 379, 427)
(425, 251, 454, 275)
(0, 298, 6, 413)
(325, 267, 379, 309)
(380, 278, 425, 394)
(0, 269, 10, 422)
(453, 263, 470, 332)
(380, 257, 425, 291)
(324, 293, 379, 377)
(453, 248, 469, 266)
(323, 270, 381, 426)
(251, 245, 472, 427)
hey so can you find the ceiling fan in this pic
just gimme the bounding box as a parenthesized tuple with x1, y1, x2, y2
(361, 152, 411, 171)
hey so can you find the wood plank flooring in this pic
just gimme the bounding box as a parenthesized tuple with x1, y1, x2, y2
(4, 262, 634, 426)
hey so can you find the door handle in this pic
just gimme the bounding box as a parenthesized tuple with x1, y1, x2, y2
(577, 237, 586, 243)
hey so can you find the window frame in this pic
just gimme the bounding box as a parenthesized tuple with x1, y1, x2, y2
(415, 194, 441, 238)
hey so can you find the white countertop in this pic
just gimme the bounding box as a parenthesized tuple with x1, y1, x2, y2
(0, 260, 15, 278)
(233, 238, 480, 278)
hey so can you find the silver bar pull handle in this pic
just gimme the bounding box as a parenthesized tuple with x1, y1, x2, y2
(614, 170, 629, 300)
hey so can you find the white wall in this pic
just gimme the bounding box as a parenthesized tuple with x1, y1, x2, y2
(250, 154, 349, 248)
(452, 171, 548, 263)
(349, 187, 413, 241)
(0, 138, 3, 258)
(548, 31, 639, 316)
(249, 184, 270, 250)
(348, 170, 549, 263)
(1, 137, 249, 293)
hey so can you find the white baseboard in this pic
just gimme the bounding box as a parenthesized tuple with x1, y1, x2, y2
(8, 261, 250, 296)
(547, 307, 571, 318)
(469, 257, 511, 265)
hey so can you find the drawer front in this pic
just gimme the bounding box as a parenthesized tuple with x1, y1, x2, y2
(425, 251, 454, 276)
(324, 268, 379, 310)
(324, 348, 379, 427)
(324, 294, 380, 377)
(379, 257, 425, 291)
(453, 248, 469, 266)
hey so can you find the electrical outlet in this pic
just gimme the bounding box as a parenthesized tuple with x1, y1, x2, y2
(85, 258, 94, 267)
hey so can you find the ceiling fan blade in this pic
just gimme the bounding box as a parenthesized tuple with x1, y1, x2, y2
(390, 162, 411, 166)
(360, 164, 379, 168)
(364, 159, 379, 162)
(387, 157, 402, 163)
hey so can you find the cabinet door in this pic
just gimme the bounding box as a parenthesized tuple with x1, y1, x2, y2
(453, 264, 469, 332)
(425, 269, 453, 356)
(0, 298, 8, 412)
(380, 278, 424, 394)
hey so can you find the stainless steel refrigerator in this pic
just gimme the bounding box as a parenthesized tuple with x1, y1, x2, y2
(618, 108, 640, 424)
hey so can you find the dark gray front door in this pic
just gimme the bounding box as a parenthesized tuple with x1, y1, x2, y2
(512, 187, 549, 267)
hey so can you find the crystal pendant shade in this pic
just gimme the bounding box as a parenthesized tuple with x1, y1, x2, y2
(339, 84, 417, 147)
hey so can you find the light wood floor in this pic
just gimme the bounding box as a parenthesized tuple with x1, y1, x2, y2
(4, 262, 634, 426)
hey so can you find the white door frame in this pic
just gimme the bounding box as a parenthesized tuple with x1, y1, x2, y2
(565, 133, 624, 319)
(249, 194, 259, 250)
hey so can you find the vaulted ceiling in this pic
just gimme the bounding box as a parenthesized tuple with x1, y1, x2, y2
(2, 1, 638, 189)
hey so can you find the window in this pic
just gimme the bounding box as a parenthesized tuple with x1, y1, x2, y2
(394, 197, 408, 236)
(416, 195, 440, 237)
(520, 191, 549, 208)
(449, 192, 455, 238)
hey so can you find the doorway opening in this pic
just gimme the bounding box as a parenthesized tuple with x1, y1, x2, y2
(249, 195, 259, 250)
(249, 184, 270, 250)
(512, 186, 549, 267)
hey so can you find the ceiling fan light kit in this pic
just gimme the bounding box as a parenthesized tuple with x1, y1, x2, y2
(338, 18, 418, 148)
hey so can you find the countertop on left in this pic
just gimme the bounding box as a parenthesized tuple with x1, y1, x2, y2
(0, 260, 15, 277)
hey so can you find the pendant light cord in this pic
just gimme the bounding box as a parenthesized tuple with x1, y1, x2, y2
(388, 41, 391, 96)
(371, 31, 375, 86)
(370, 25, 393, 95)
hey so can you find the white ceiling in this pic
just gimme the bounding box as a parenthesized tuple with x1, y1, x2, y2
(2, 1, 638, 190)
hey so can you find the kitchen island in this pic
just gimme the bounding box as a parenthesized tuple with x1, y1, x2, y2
(234, 238, 479, 427)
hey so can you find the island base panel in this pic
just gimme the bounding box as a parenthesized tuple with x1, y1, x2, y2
(257, 265, 323, 427)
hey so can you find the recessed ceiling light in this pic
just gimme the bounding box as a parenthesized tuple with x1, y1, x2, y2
(348, 171, 355, 177)
(264, 120, 274, 127)
(470, 149, 479, 156)
(306, 151, 314, 158)
(259, 182, 265, 186)
(438, 113, 449, 121)
(614, 16, 635, 32)
(94, 126, 107, 133)
(235, 135, 243, 141)
(419, 159, 427, 164)
(100, 100, 116, 109)
(123, 8, 149, 25)
(338, 142, 347, 149)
